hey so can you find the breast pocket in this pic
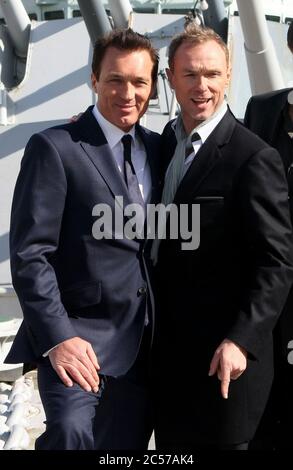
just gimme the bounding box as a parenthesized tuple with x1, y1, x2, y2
(193, 196, 224, 203)
(193, 196, 225, 235)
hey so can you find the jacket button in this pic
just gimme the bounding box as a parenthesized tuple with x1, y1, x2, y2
(138, 286, 147, 295)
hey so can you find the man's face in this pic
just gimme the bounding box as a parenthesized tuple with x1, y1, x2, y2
(92, 47, 155, 132)
(167, 40, 230, 134)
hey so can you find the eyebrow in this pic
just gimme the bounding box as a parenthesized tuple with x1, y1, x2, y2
(107, 72, 150, 81)
(182, 66, 222, 74)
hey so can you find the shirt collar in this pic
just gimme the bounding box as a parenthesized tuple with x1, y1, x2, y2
(92, 104, 136, 149)
(172, 102, 228, 144)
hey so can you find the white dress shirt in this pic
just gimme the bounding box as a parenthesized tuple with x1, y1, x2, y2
(93, 105, 152, 203)
(172, 103, 228, 175)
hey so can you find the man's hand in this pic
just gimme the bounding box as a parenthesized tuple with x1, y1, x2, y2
(208, 339, 247, 399)
(49, 336, 100, 393)
(70, 113, 83, 122)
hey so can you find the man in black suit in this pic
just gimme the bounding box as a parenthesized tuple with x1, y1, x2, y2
(5, 29, 161, 450)
(152, 23, 293, 450)
(244, 21, 293, 450)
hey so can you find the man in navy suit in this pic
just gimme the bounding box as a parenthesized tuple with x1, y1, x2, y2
(244, 21, 293, 450)
(152, 23, 293, 450)
(5, 28, 161, 450)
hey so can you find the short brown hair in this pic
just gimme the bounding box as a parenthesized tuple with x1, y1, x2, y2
(168, 23, 229, 71)
(92, 28, 159, 84)
(287, 21, 293, 52)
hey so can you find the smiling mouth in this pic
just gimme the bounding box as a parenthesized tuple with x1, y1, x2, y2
(191, 98, 212, 104)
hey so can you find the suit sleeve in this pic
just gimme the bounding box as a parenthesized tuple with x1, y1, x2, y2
(227, 146, 293, 359)
(10, 132, 77, 358)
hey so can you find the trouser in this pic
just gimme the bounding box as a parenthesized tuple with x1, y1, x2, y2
(249, 319, 293, 450)
(36, 329, 153, 450)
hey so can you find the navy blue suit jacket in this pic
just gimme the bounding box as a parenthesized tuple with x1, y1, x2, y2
(6, 106, 161, 376)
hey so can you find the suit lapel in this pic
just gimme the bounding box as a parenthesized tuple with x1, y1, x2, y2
(77, 108, 160, 209)
(78, 107, 132, 208)
(174, 110, 236, 203)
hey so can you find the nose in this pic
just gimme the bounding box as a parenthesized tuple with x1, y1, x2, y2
(194, 75, 208, 92)
(122, 82, 135, 101)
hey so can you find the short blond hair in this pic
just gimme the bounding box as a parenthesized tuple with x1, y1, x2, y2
(168, 23, 229, 70)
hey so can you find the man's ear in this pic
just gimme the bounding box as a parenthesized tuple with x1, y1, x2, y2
(166, 68, 174, 89)
(226, 64, 231, 87)
(91, 73, 98, 93)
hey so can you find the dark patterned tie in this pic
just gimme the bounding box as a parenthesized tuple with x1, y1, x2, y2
(185, 132, 201, 159)
(122, 135, 148, 323)
(121, 135, 145, 209)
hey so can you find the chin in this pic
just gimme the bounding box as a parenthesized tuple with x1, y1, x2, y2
(191, 113, 207, 123)
(120, 115, 136, 126)
(195, 110, 213, 121)
(119, 120, 135, 131)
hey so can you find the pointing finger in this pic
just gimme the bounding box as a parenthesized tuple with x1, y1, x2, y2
(221, 365, 231, 399)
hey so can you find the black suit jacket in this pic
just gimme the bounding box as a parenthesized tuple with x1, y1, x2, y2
(244, 88, 292, 150)
(155, 109, 293, 444)
(245, 89, 293, 363)
(6, 106, 161, 376)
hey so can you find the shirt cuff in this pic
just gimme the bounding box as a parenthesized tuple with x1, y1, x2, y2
(42, 342, 62, 357)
